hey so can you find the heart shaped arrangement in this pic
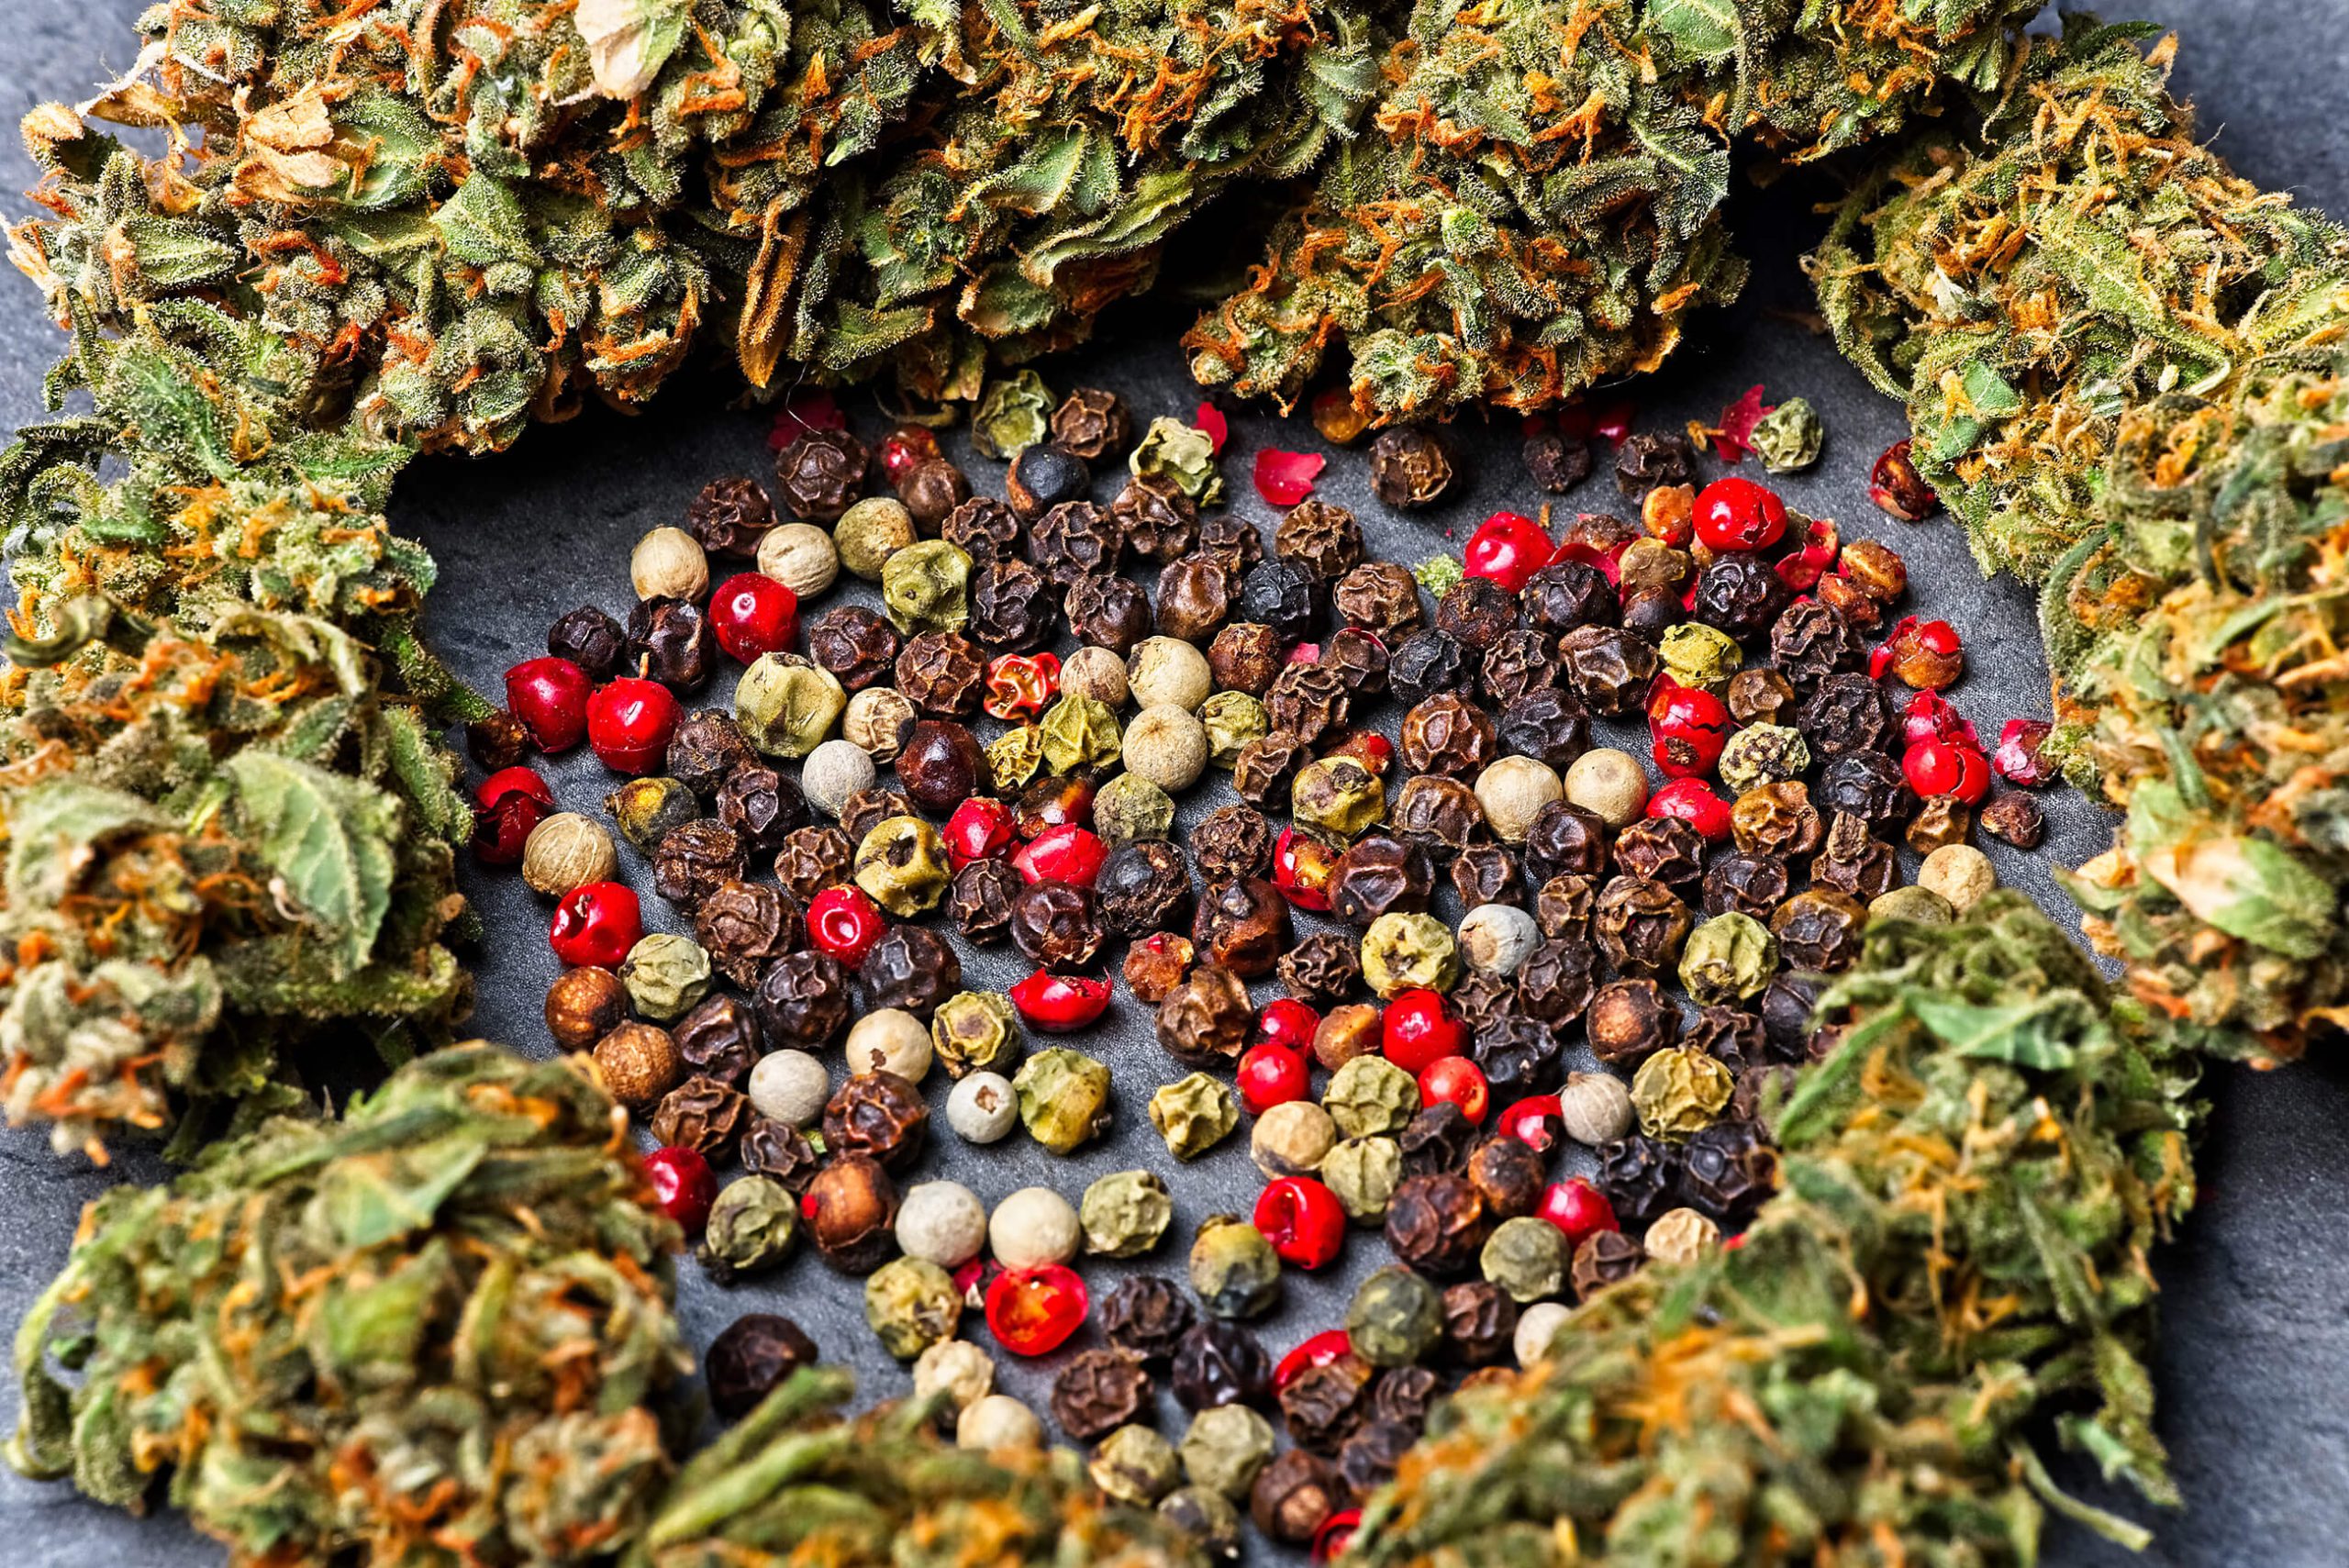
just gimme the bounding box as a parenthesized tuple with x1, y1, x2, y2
(3, 6, 2343, 1568)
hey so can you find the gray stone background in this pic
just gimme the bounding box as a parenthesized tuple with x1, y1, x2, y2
(2, 6, 2346, 1564)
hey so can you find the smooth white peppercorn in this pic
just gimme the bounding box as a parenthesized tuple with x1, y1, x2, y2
(896, 1180, 989, 1268)
(520, 812, 617, 896)
(1643, 1206, 1720, 1265)
(913, 1339, 995, 1413)
(802, 737, 876, 818)
(747, 1049, 829, 1128)
(1917, 843, 1997, 911)
(988, 1186, 1082, 1270)
(1122, 704, 1209, 792)
(1514, 1301, 1572, 1367)
(1556, 1071, 1634, 1146)
(847, 1008, 933, 1082)
(946, 1071, 1019, 1143)
(957, 1393, 1042, 1451)
(1251, 1100, 1336, 1179)
(632, 526, 708, 601)
(1062, 645, 1130, 708)
(1127, 636, 1212, 712)
(758, 521, 839, 599)
(843, 686, 917, 762)
(1475, 756, 1564, 843)
(1564, 747, 1649, 828)
(1458, 902, 1541, 975)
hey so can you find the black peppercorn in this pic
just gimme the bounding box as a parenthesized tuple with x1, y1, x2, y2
(1238, 560, 1320, 640)
(1193, 804, 1275, 882)
(1384, 1173, 1489, 1276)
(1330, 836, 1435, 929)
(685, 475, 777, 559)
(1692, 554, 1791, 641)
(1447, 970, 1520, 1034)
(549, 605, 628, 681)
(1758, 971, 1829, 1061)
(1399, 693, 1497, 779)
(1467, 1014, 1559, 1099)
(1275, 498, 1364, 581)
(1232, 732, 1308, 808)
(1449, 842, 1522, 910)
(1280, 1351, 1375, 1453)
(1595, 1134, 1681, 1228)
(894, 631, 985, 716)
(1252, 1449, 1342, 1544)
(628, 596, 718, 690)
(1264, 662, 1351, 745)
(1332, 562, 1424, 639)
(774, 428, 867, 521)
(1557, 625, 1657, 717)
(774, 825, 855, 902)
(1386, 628, 1467, 709)
(1770, 596, 1865, 688)
(1008, 879, 1106, 970)
(1398, 1103, 1477, 1176)
(1523, 428, 1593, 493)
(1190, 878, 1290, 977)
(1101, 1275, 1197, 1366)
(822, 1071, 930, 1173)
(1370, 1363, 1442, 1429)
(704, 1314, 818, 1421)
(903, 460, 975, 536)
(1611, 817, 1705, 886)
(948, 858, 1023, 944)
(1496, 687, 1590, 772)
(841, 787, 918, 847)
(695, 880, 801, 987)
(1028, 499, 1120, 585)
(1810, 813, 1898, 900)
(1465, 1135, 1546, 1218)
(1389, 774, 1485, 855)
(940, 494, 1019, 562)
(1479, 629, 1556, 707)
(740, 1119, 824, 1191)
(1196, 513, 1265, 576)
(672, 992, 764, 1083)
(968, 559, 1058, 653)
(1108, 473, 1197, 563)
(1157, 552, 1234, 644)
(1050, 387, 1129, 459)
(1322, 628, 1390, 697)
(1441, 1281, 1516, 1367)
(1524, 801, 1609, 882)
(859, 925, 962, 1016)
(716, 764, 809, 853)
(1594, 875, 1692, 974)
(652, 819, 747, 908)
(1571, 1229, 1645, 1297)
(1520, 559, 1616, 634)
(1279, 931, 1363, 1006)
(895, 719, 988, 813)
(1172, 1319, 1270, 1410)
(1798, 672, 1896, 756)
(1097, 841, 1194, 940)
(1618, 586, 1680, 642)
(1515, 936, 1598, 1024)
(1587, 978, 1677, 1066)
(1006, 444, 1090, 522)
(1614, 431, 1693, 495)
(1065, 571, 1152, 653)
(1681, 1004, 1768, 1072)
(1368, 425, 1453, 507)
(1701, 851, 1790, 920)
(755, 949, 852, 1050)
(1337, 1418, 1418, 1499)
(667, 709, 756, 796)
(1434, 576, 1517, 651)
(1679, 1118, 1777, 1220)
(1770, 887, 1869, 973)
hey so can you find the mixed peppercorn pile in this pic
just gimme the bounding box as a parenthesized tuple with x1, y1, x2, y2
(462, 381, 2060, 1562)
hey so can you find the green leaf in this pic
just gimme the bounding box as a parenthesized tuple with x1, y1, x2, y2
(223, 751, 401, 976)
(431, 173, 541, 269)
(1645, 0, 1742, 60)
(1909, 995, 2077, 1070)
(315, 1140, 484, 1250)
(117, 217, 239, 294)
(5, 780, 164, 907)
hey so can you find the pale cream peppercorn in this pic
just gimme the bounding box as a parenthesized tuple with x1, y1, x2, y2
(957, 1394, 1043, 1451)
(631, 526, 708, 601)
(1917, 843, 1997, 911)
(747, 1049, 829, 1128)
(1513, 1301, 1572, 1366)
(1062, 645, 1130, 708)
(757, 521, 840, 599)
(847, 1008, 934, 1082)
(1475, 756, 1564, 842)
(802, 738, 876, 818)
(843, 686, 917, 762)
(1458, 903, 1540, 975)
(896, 1180, 989, 1268)
(988, 1186, 1082, 1270)
(520, 812, 617, 896)
(1251, 1100, 1337, 1178)
(1127, 637, 1213, 711)
(913, 1339, 995, 1413)
(1123, 704, 1210, 792)
(1556, 1071, 1634, 1146)
(1564, 747, 1650, 828)
(1642, 1207, 1721, 1265)
(836, 496, 917, 581)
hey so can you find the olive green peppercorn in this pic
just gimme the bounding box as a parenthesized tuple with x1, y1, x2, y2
(1657, 623, 1742, 693)
(605, 775, 700, 852)
(619, 933, 713, 1021)
(1189, 1216, 1282, 1319)
(737, 654, 846, 758)
(1717, 724, 1810, 795)
(1251, 1099, 1337, 1178)
(1292, 758, 1385, 840)
(864, 1257, 963, 1360)
(1091, 1425, 1181, 1507)
(853, 815, 952, 916)
(1322, 1055, 1420, 1139)
(1096, 773, 1177, 844)
(1751, 397, 1824, 473)
(1083, 1170, 1174, 1258)
(1197, 690, 1269, 768)
(1630, 1047, 1735, 1140)
(1151, 1073, 1240, 1160)
(986, 726, 1044, 793)
(974, 371, 1054, 459)
(1678, 911, 1778, 1006)
(1040, 695, 1123, 774)
(1130, 416, 1226, 506)
(881, 539, 973, 635)
(1179, 1405, 1276, 1498)
(835, 496, 918, 581)
(1322, 1136, 1403, 1224)
(1362, 912, 1461, 998)
(1345, 1266, 1444, 1366)
(1014, 1048, 1112, 1153)
(1869, 884, 1955, 925)
(697, 1174, 799, 1281)
(931, 990, 1021, 1079)
(1480, 1216, 1571, 1303)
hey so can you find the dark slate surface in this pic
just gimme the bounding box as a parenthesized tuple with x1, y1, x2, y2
(3, 7, 2346, 1566)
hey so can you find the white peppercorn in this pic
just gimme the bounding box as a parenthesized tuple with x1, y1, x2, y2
(758, 521, 840, 599)
(843, 686, 917, 762)
(837, 496, 917, 581)
(1123, 704, 1210, 792)
(1127, 636, 1212, 711)
(632, 526, 709, 601)
(957, 1393, 1043, 1451)
(747, 1049, 829, 1128)
(947, 1071, 1019, 1143)
(801, 738, 876, 818)
(1251, 1100, 1336, 1179)
(913, 1339, 995, 1413)
(1513, 1301, 1572, 1367)
(1475, 757, 1564, 843)
(1643, 1206, 1720, 1265)
(1917, 843, 1997, 911)
(1564, 747, 1649, 828)
(896, 1179, 989, 1268)
(847, 1008, 934, 1082)
(989, 1186, 1083, 1270)
(1062, 644, 1130, 708)
(520, 812, 617, 896)
(1458, 902, 1541, 975)
(1556, 1071, 1634, 1146)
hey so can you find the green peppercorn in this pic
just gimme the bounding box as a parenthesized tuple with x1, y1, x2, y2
(1414, 555, 1464, 596)
(1322, 1056, 1420, 1139)
(1189, 1215, 1281, 1319)
(864, 1257, 963, 1360)
(974, 370, 1054, 459)
(1345, 1265, 1444, 1366)
(1162, 1486, 1244, 1560)
(1717, 723, 1810, 795)
(1750, 396, 1824, 473)
(1041, 695, 1124, 775)
(1630, 1047, 1735, 1140)
(1091, 1425, 1181, 1507)
(1014, 1048, 1112, 1154)
(881, 539, 973, 636)
(1362, 912, 1461, 998)
(932, 990, 1021, 1079)
(1151, 1073, 1239, 1160)
(1082, 1170, 1174, 1258)
(1657, 623, 1742, 693)
(853, 815, 952, 916)
(987, 725, 1045, 792)
(604, 776, 700, 852)
(835, 496, 917, 582)
(737, 654, 847, 758)
(1096, 773, 1177, 845)
(1869, 884, 1955, 926)
(1678, 911, 1778, 1006)
(697, 1174, 799, 1281)
(619, 932, 713, 1021)
(1479, 1216, 1571, 1304)
(1179, 1405, 1276, 1499)
(1197, 691, 1269, 769)
(1130, 416, 1226, 506)
(1321, 1136, 1403, 1224)
(1292, 758, 1385, 840)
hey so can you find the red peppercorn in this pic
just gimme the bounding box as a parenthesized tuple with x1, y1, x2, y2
(944, 798, 1018, 868)
(585, 677, 682, 775)
(983, 651, 1061, 721)
(1775, 517, 1841, 591)
(879, 425, 941, 485)
(1417, 1055, 1489, 1125)
(504, 656, 591, 752)
(1009, 969, 1110, 1032)
(475, 766, 555, 810)
(643, 1145, 718, 1231)
(1994, 717, 2058, 786)
(1275, 1329, 1353, 1392)
(1381, 989, 1464, 1074)
(1536, 1177, 1619, 1249)
(1273, 825, 1341, 912)
(1868, 437, 1938, 521)
(1236, 1043, 1310, 1116)
(807, 885, 888, 967)
(708, 573, 799, 663)
(1692, 475, 1788, 553)
(1313, 1509, 1362, 1564)
(985, 1263, 1088, 1356)
(550, 881, 642, 968)
(1253, 1177, 1346, 1270)
(1254, 997, 1321, 1055)
(1647, 684, 1730, 779)
(1902, 739, 1992, 806)
(1012, 825, 1108, 888)
(1646, 777, 1733, 842)
(1323, 728, 1395, 777)
(1496, 1093, 1565, 1154)
(1901, 687, 1978, 750)
(472, 791, 547, 866)
(1463, 510, 1556, 594)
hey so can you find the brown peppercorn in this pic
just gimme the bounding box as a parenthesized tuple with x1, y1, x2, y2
(1523, 801, 1609, 882)
(1231, 732, 1308, 807)
(1389, 774, 1485, 855)
(1252, 1448, 1342, 1543)
(1725, 667, 1797, 727)
(545, 966, 629, 1051)
(1311, 1004, 1382, 1071)
(1450, 842, 1523, 910)
(1770, 597, 1865, 689)
(1730, 782, 1822, 860)
(1207, 622, 1284, 696)
(628, 596, 718, 690)
(1281, 932, 1364, 1006)
(667, 710, 756, 796)
(1535, 873, 1597, 938)
(1593, 875, 1693, 975)
(1100, 1275, 1197, 1365)
(696, 879, 801, 986)
(1434, 576, 1518, 652)
(1770, 887, 1869, 973)
(1191, 878, 1291, 977)
(1275, 498, 1364, 581)
(465, 709, 531, 772)
(1330, 836, 1435, 929)
(1817, 752, 1911, 827)
(774, 825, 855, 901)
(1557, 626, 1657, 717)
(1497, 687, 1592, 773)
(1337, 1418, 1419, 1498)
(1065, 571, 1152, 654)
(1466, 1135, 1546, 1220)
(1368, 426, 1453, 507)
(704, 1314, 818, 1421)
(895, 719, 989, 813)
(593, 1021, 680, 1109)
(1384, 1173, 1490, 1276)
(1052, 1348, 1152, 1442)
(1196, 513, 1266, 576)
(1515, 937, 1598, 1024)
(1587, 978, 1677, 1067)
(1681, 1004, 1768, 1072)
(1571, 1229, 1645, 1298)
(1399, 694, 1497, 779)
(1331, 561, 1423, 637)
(1124, 932, 1197, 1003)
(901, 459, 974, 535)
(1097, 841, 1194, 941)
(1523, 428, 1593, 493)
(717, 764, 809, 854)
(755, 950, 852, 1050)
(774, 427, 868, 521)
(651, 1074, 751, 1159)
(860, 926, 962, 1017)
(653, 819, 747, 909)
(803, 1152, 898, 1273)
(933, 496, 1014, 565)
(968, 561, 1059, 654)
(1108, 473, 1197, 563)
(1050, 387, 1129, 459)
(1882, 617, 1963, 691)
(892, 632, 985, 717)
(1280, 1351, 1375, 1453)
(1157, 963, 1253, 1068)
(1479, 629, 1556, 707)
(1264, 662, 1351, 745)
(823, 1071, 930, 1172)
(1906, 794, 1973, 854)
(1398, 1103, 1477, 1177)
(1193, 805, 1275, 882)
(945, 858, 1024, 945)
(1811, 813, 1899, 900)
(1614, 430, 1693, 496)
(1980, 790, 2046, 849)
(1027, 497, 1119, 585)
(1612, 817, 1706, 886)
(549, 606, 629, 684)
(1323, 628, 1390, 696)
(1868, 438, 1937, 521)
(1006, 444, 1091, 522)
(1440, 1281, 1518, 1368)
(673, 993, 763, 1084)
(1009, 880, 1106, 970)
(1701, 851, 1790, 920)
(1447, 973, 1516, 1038)
(686, 475, 776, 558)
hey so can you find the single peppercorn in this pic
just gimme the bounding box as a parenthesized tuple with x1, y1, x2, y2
(1191, 878, 1291, 977)
(1052, 1349, 1151, 1442)
(1368, 426, 1453, 506)
(704, 1313, 818, 1420)
(1587, 978, 1677, 1066)
(1384, 1173, 1489, 1277)
(1174, 1320, 1271, 1411)
(628, 596, 718, 690)
(545, 967, 628, 1051)
(774, 427, 867, 520)
(1594, 1134, 1682, 1228)
(1279, 1351, 1375, 1453)
(651, 819, 747, 909)
(1571, 1229, 1646, 1298)
(1397, 1103, 1478, 1177)
(1008, 445, 1092, 522)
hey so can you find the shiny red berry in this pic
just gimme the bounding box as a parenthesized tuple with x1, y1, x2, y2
(708, 573, 799, 663)
(985, 1263, 1088, 1356)
(1646, 777, 1733, 841)
(1253, 1177, 1346, 1270)
(1693, 475, 1788, 552)
(1273, 825, 1341, 912)
(475, 766, 555, 810)
(504, 656, 591, 752)
(1463, 510, 1556, 594)
(1901, 687, 1977, 749)
(1314, 1510, 1362, 1564)
(585, 677, 681, 774)
(1009, 970, 1110, 1032)
(1236, 1043, 1310, 1116)
(807, 885, 887, 967)
(1902, 739, 1992, 805)
(1012, 825, 1107, 888)
(1648, 684, 1730, 779)
(550, 880, 642, 968)
(472, 791, 547, 866)
(1995, 717, 2057, 787)
(1496, 1094, 1565, 1154)
(1275, 1329, 1353, 1391)
(1381, 989, 1463, 1074)
(983, 651, 1060, 721)
(1254, 998, 1321, 1055)
(643, 1145, 718, 1231)
(1537, 1177, 1619, 1248)
(1417, 1055, 1489, 1124)
(944, 797, 1018, 868)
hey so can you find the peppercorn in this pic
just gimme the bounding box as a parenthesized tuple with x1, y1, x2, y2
(1867, 437, 1937, 521)
(844, 817, 944, 920)
(696, 1176, 802, 1285)
(1630, 1046, 1736, 1141)
(1082, 1278, 1192, 1373)
(1461, 1013, 1556, 1099)
(1643, 1207, 1722, 1267)
(1266, 502, 1358, 588)
(1070, 1170, 1170, 1261)
(1613, 817, 1706, 889)
(1264, 664, 1353, 749)
(1811, 812, 1899, 900)
(1238, 561, 1319, 642)
(802, 1153, 899, 1273)
(1174, 1319, 1271, 1412)
(1185, 877, 1287, 978)
(941, 1072, 1018, 1148)
(736, 1120, 822, 1192)
(545, 966, 628, 1052)
(1768, 887, 1868, 973)
(1397, 1103, 1478, 1177)
(618, 933, 712, 1022)
(1318, 1135, 1401, 1225)
(1044, 577, 1138, 662)
(1466, 1136, 1546, 1221)
(1367, 425, 1453, 506)
(1252, 1100, 1337, 1180)
(1814, 754, 1910, 832)
(758, 523, 840, 603)
(1677, 912, 1777, 1007)
(1570, 1229, 1646, 1297)
(1279, 1351, 1375, 1453)
(1562, 748, 1650, 830)
(703, 1313, 818, 1420)
(1190, 1216, 1283, 1320)
(1430, 1281, 1514, 1371)
(1299, 1007, 1372, 1075)
(1479, 1215, 1570, 1304)
(1385, 633, 1467, 716)
(1384, 1173, 1488, 1276)
(1902, 793, 1970, 855)
(957, 1394, 1045, 1453)
(1092, 845, 1191, 945)
(1718, 724, 1810, 795)
(1361, 912, 1461, 999)
(1592, 874, 1690, 974)
(1593, 1134, 1680, 1229)
(1088, 1426, 1180, 1509)
(759, 831, 842, 909)
(885, 632, 980, 720)
(1445, 972, 1518, 1036)
(1979, 790, 2045, 849)
(1587, 978, 1676, 1066)
(627, 596, 718, 691)
(1613, 430, 1693, 496)
(774, 427, 867, 521)
(1679, 1119, 1778, 1220)
(1177, 1404, 1275, 1501)
(859, 1256, 960, 1362)
(1007, 445, 1092, 522)
(1918, 842, 1998, 910)
(1691, 555, 1791, 641)
(799, 606, 896, 697)
(1534, 874, 1597, 940)
(1045, 1348, 1150, 1444)
(1425, 578, 1508, 655)
(548, 606, 629, 684)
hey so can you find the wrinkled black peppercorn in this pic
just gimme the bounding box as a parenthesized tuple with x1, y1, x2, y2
(860, 926, 963, 1017)
(704, 1313, 818, 1420)
(1172, 1319, 1271, 1410)
(1101, 1275, 1197, 1366)
(549, 605, 628, 681)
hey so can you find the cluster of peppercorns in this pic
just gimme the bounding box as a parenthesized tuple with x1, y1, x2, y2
(457, 377, 2062, 1563)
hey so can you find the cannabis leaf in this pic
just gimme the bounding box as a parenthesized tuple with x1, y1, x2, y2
(224, 752, 401, 977)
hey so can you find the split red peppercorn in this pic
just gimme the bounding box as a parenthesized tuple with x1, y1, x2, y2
(1417, 1055, 1489, 1125)
(475, 766, 555, 811)
(504, 656, 592, 752)
(643, 1145, 718, 1231)
(1012, 825, 1108, 888)
(1254, 448, 1326, 506)
(1463, 511, 1556, 594)
(878, 425, 941, 485)
(1236, 1043, 1310, 1116)
(1254, 997, 1321, 1055)
(585, 677, 682, 774)
(1901, 687, 1978, 749)
(1995, 717, 2058, 786)
(986, 1263, 1088, 1356)
(945, 797, 1018, 868)
(1253, 1177, 1347, 1270)
(1496, 1094, 1565, 1154)
(1381, 989, 1464, 1074)
(472, 767, 554, 866)
(1537, 1177, 1620, 1249)
(807, 885, 888, 967)
(550, 881, 642, 968)
(1273, 826, 1341, 912)
(983, 651, 1061, 721)
(1648, 684, 1731, 779)
(1774, 517, 1841, 591)
(1314, 1509, 1362, 1564)
(1646, 777, 1733, 842)
(1692, 475, 1788, 552)
(708, 573, 799, 663)
(1275, 1329, 1353, 1391)
(1902, 740, 1992, 806)
(1009, 970, 1110, 1032)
